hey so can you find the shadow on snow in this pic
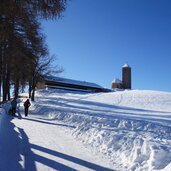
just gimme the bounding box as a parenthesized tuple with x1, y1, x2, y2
(22, 117, 76, 129)
(32, 97, 171, 126)
(0, 110, 114, 171)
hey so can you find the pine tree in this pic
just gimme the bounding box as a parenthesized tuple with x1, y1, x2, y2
(0, 0, 66, 101)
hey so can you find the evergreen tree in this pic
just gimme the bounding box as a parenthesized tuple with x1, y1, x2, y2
(0, 0, 66, 101)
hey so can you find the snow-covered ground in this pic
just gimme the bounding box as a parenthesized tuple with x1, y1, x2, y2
(0, 89, 171, 171)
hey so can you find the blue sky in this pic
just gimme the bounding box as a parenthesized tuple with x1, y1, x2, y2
(41, 0, 171, 92)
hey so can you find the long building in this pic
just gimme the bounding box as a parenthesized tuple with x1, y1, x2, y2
(37, 76, 111, 93)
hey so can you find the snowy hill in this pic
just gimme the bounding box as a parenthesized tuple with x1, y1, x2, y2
(0, 89, 171, 170)
(28, 89, 171, 171)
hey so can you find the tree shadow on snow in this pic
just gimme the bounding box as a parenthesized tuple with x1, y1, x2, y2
(36, 97, 171, 125)
(30, 143, 115, 171)
(40, 96, 171, 114)
(18, 128, 79, 171)
(0, 112, 114, 170)
(22, 117, 76, 129)
(17, 128, 37, 171)
(0, 114, 28, 171)
(18, 121, 114, 170)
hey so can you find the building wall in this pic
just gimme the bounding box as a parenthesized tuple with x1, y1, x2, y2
(112, 83, 122, 89)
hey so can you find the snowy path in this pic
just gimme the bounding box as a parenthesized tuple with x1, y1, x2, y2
(0, 112, 113, 171)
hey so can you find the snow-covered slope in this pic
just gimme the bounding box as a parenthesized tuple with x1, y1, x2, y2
(26, 89, 171, 171)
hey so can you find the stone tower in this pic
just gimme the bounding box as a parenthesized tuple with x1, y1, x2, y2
(122, 64, 131, 89)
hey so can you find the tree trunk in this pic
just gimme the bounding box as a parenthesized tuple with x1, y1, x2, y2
(7, 86, 10, 100)
(2, 63, 7, 101)
(6, 65, 11, 100)
(14, 78, 19, 98)
(31, 75, 37, 101)
(0, 80, 1, 102)
(0, 48, 1, 101)
(2, 80, 7, 101)
(31, 88, 35, 101)
(29, 81, 32, 98)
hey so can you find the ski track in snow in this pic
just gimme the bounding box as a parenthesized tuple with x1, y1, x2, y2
(0, 89, 171, 171)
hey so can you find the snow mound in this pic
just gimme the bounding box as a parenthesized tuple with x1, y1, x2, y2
(28, 89, 171, 170)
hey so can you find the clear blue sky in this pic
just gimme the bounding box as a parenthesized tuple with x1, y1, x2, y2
(41, 0, 171, 92)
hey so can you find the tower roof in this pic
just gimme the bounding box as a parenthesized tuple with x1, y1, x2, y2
(112, 78, 122, 84)
(122, 63, 130, 68)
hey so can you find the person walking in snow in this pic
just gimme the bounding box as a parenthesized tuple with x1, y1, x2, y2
(11, 98, 17, 116)
(24, 99, 31, 116)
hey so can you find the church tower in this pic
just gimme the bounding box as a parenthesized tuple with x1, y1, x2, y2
(122, 64, 131, 89)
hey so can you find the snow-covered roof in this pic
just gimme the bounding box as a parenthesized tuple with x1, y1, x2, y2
(45, 76, 103, 89)
(122, 64, 130, 68)
(112, 78, 122, 84)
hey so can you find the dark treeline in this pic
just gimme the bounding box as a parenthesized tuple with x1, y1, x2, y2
(0, 0, 66, 102)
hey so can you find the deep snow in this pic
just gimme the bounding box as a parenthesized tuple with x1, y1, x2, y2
(0, 104, 113, 171)
(0, 89, 171, 171)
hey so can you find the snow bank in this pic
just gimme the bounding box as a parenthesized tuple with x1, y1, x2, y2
(0, 101, 12, 115)
(0, 108, 5, 125)
(29, 89, 171, 171)
(0, 102, 10, 126)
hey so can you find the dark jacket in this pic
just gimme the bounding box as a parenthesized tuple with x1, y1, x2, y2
(24, 99, 31, 108)
(11, 99, 17, 108)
